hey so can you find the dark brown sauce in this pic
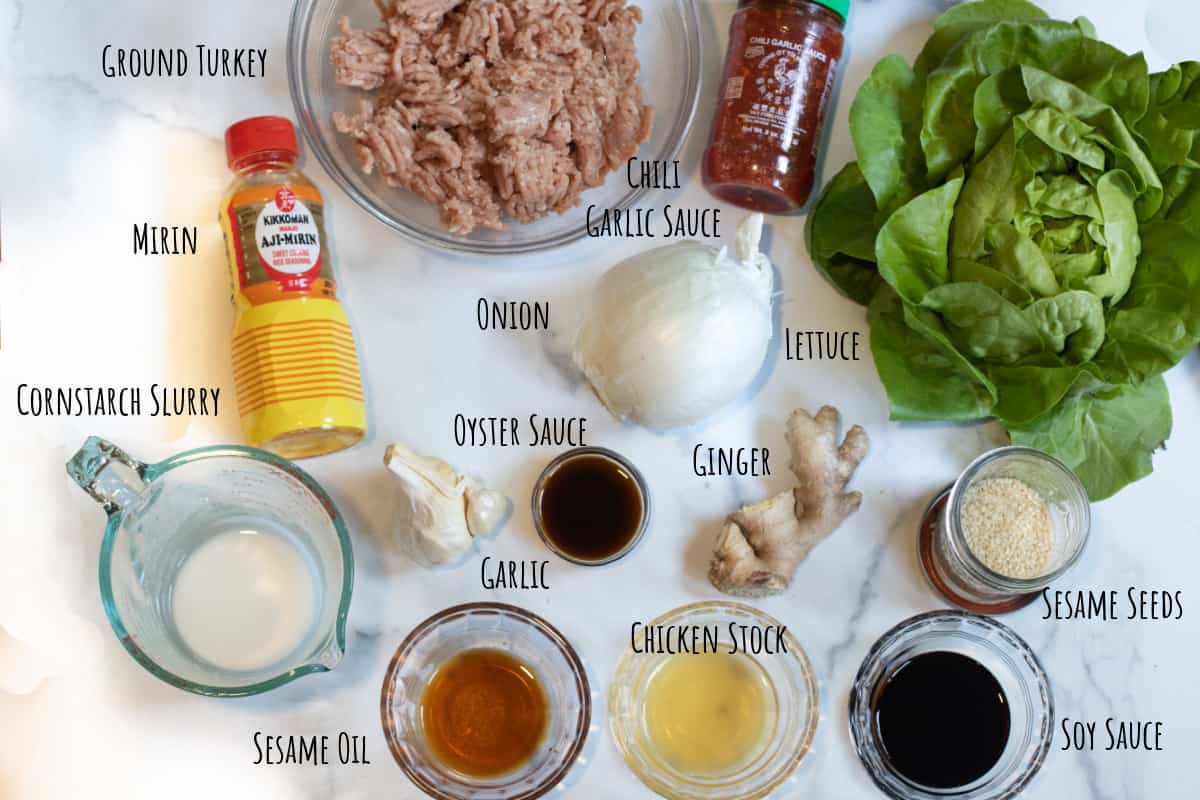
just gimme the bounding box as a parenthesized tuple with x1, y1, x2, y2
(421, 648, 548, 777)
(537, 452, 644, 563)
(873, 651, 1010, 789)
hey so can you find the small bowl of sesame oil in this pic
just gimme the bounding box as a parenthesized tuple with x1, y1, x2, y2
(380, 603, 590, 800)
(918, 446, 1091, 614)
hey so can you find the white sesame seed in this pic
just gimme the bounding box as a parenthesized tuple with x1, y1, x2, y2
(961, 477, 1053, 580)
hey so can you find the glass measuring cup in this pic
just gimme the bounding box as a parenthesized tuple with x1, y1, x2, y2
(67, 436, 354, 697)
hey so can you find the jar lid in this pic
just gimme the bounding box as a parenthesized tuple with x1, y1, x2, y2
(224, 116, 298, 167)
(811, 0, 850, 21)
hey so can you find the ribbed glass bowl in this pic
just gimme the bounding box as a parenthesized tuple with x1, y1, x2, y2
(610, 602, 820, 800)
(287, 0, 702, 254)
(531, 447, 651, 567)
(380, 603, 590, 800)
(849, 611, 1054, 800)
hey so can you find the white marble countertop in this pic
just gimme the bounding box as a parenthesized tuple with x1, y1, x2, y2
(1, 0, 1198, 797)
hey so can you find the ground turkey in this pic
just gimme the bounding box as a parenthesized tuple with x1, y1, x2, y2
(331, 0, 653, 235)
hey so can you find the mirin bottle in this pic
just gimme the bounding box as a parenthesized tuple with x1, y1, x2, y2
(219, 116, 367, 458)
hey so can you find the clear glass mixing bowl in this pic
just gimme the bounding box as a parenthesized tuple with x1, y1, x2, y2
(610, 602, 820, 800)
(849, 611, 1054, 800)
(381, 602, 591, 800)
(287, 0, 702, 254)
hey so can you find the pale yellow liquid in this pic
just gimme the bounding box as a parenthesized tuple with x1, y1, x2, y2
(642, 651, 777, 776)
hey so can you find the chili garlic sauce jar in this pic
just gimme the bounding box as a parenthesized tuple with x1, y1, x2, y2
(703, 0, 848, 213)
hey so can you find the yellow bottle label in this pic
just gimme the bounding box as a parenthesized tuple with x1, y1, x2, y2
(220, 182, 366, 458)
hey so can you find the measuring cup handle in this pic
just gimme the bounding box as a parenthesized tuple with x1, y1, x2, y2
(66, 437, 150, 515)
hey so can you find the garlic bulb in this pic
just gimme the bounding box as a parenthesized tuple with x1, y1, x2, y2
(573, 214, 774, 429)
(384, 443, 508, 566)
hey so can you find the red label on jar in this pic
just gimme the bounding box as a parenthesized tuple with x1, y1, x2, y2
(274, 187, 297, 213)
(703, 3, 845, 213)
(718, 27, 840, 156)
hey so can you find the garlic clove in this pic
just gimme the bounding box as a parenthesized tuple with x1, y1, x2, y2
(465, 487, 509, 537)
(384, 443, 468, 498)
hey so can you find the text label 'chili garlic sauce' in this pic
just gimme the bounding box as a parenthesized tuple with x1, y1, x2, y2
(704, 0, 848, 213)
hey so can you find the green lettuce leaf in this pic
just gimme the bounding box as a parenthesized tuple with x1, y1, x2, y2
(851, 55, 928, 215)
(804, 0, 1197, 499)
(1024, 290, 1106, 361)
(1095, 220, 1200, 383)
(921, 18, 1111, 179)
(1009, 376, 1172, 501)
(1137, 62, 1200, 172)
(922, 282, 1044, 362)
(915, 0, 1049, 79)
(876, 177, 963, 303)
(987, 363, 1094, 425)
(804, 162, 883, 305)
(1085, 170, 1139, 303)
(986, 223, 1059, 297)
(868, 288, 997, 421)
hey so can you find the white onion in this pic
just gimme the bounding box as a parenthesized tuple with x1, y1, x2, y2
(573, 214, 774, 429)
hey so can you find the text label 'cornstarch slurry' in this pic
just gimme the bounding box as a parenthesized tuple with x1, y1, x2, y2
(16, 384, 220, 417)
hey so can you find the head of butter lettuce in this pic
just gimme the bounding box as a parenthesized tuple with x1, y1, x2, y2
(807, 0, 1200, 500)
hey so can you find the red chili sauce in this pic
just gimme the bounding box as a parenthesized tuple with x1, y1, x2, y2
(703, 0, 847, 214)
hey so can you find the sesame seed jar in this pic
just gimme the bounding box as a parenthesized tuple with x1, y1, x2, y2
(919, 447, 1091, 614)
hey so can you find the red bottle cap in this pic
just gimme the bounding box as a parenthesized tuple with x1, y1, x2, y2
(224, 116, 298, 168)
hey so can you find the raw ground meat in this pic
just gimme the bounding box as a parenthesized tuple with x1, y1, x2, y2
(330, 0, 653, 235)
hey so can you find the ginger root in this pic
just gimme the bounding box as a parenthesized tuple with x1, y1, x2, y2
(708, 406, 868, 597)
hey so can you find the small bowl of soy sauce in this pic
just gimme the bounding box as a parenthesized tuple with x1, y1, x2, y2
(849, 610, 1053, 800)
(532, 447, 650, 566)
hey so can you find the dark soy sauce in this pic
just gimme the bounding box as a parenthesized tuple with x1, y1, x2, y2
(538, 453, 644, 562)
(872, 651, 1010, 789)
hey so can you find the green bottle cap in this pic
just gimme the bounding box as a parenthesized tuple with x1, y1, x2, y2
(811, 0, 850, 22)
